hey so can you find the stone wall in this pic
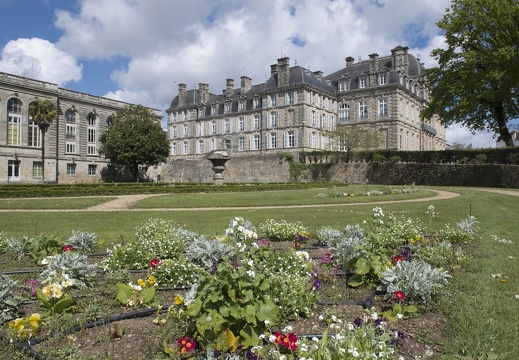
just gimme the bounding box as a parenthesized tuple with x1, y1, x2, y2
(162, 154, 519, 188)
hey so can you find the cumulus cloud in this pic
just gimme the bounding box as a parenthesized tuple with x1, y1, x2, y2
(0, 38, 82, 86)
(446, 124, 496, 149)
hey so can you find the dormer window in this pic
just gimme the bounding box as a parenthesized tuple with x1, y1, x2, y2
(379, 73, 387, 85)
(338, 80, 349, 91)
(253, 97, 260, 109)
(211, 103, 218, 115)
(224, 102, 231, 114)
(268, 94, 277, 107)
(238, 100, 246, 111)
(359, 77, 367, 88)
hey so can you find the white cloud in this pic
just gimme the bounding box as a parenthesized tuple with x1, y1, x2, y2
(446, 124, 497, 149)
(0, 38, 82, 86)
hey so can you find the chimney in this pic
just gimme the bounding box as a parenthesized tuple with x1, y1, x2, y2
(313, 70, 323, 80)
(271, 64, 278, 77)
(199, 83, 209, 103)
(345, 56, 355, 66)
(391, 45, 409, 72)
(226, 78, 234, 98)
(369, 53, 379, 72)
(277, 57, 290, 88)
(240, 76, 252, 94)
(178, 83, 187, 106)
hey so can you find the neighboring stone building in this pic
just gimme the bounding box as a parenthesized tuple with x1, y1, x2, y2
(166, 46, 446, 161)
(0, 72, 161, 184)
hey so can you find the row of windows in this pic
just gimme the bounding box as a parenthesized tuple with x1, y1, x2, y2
(338, 73, 388, 92)
(170, 91, 336, 122)
(337, 99, 389, 123)
(171, 131, 299, 155)
(6, 160, 97, 180)
(4, 98, 100, 155)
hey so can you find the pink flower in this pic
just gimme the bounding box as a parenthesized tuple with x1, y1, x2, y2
(149, 258, 160, 268)
(62, 245, 73, 252)
(321, 253, 332, 264)
(275, 332, 298, 350)
(394, 290, 405, 301)
(392, 255, 404, 265)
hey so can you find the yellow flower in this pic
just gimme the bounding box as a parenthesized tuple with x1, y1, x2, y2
(138, 279, 147, 288)
(29, 314, 41, 327)
(175, 295, 184, 306)
(148, 276, 155, 285)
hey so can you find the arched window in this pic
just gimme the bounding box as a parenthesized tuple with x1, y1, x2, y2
(7, 98, 22, 146)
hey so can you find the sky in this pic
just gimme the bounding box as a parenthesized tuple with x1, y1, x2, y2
(0, 0, 505, 148)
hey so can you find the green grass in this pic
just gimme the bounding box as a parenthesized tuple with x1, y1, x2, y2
(133, 185, 434, 208)
(0, 197, 113, 210)
(0, 186, 518, 358)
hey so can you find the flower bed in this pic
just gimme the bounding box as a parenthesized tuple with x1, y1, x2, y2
(0, 209, 476, 359)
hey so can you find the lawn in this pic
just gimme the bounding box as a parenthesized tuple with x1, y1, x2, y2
(0, 185, 518, 359)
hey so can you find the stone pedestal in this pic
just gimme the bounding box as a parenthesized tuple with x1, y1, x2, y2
(207, 150, 230, 186)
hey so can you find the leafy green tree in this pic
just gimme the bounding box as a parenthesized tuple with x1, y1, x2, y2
(421, 0, 519, 147)
(28, 99, 57, 182)
(99, 105, 169, 181)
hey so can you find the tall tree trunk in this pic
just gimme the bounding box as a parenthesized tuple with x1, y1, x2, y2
(494, 103, 514, 147)
(41, 131, 46, 183)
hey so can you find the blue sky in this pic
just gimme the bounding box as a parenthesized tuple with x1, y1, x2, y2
(0, 0, 505, 148)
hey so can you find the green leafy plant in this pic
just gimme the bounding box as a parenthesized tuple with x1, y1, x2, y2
(116, 278, 156, 308)
(28, 234, 64, 264)
(379, 259, 451, 303)
(224, 216, 258, 244)
(7, 313, 41, 340)
(67, 230, 99, 252)
(0, 274, 20, 322)
(187, 262, 279, 352)
(382, 303, 417, 322)
(36, 287, 75, 316)
(347, 252, 388, 288)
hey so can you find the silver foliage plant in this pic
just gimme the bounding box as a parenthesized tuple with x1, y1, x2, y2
(327, 224, 366, 267)
(185, 235, 233, 270)
(0, 274, 20, 322)
(379, 259, 451, 303)
(67, 230, 98, 253)
(39, 251, 96, 287)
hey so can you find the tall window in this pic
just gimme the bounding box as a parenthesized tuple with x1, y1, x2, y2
(285, 130, 296, 148)
(268, 132, 278, 149)
(65, 110, 76, 153)
(33, 161, 43, 178)
(359, 101, 368, 118)
(183, 142, 188, 155)
(239, 117, 245, 132)
(238, 137, 245, 151)
(88, 164, 97, 176)
(197, 140, 204, 154)
(196, 122, 204, 136)
(379, 73, 387, 85)
(87, 113, 97, 155)
(310, 132, 317, 148)
(210, 139, 217, 151)
(253, 97, 260, 109)
(224, 119, 231, 133)
(269, 112, 278, 128)
(311, 111, 317, 127)
(211, 120, 217, 135)
(67, 163, 76, 176)
(183, 124, 189, 137)
(28, 119, 41, 147)
(268, 94, 277, 107)
(359, 77, 367, 88)
(251, 134, 261, 150)
(211, 104, 218, 115)
(172, 126, 178, 139)
(338, 104, 350, 123)
(171, 143, 178, 155)
(238, 100, 246, 111)
(286, 91, 296, 105)
(378, 99, 388, 116)
(224, 102, 231, 113)
(7, 98, 22, 146)
(8, 160, 20, 180)
(253, 114, 260, 130)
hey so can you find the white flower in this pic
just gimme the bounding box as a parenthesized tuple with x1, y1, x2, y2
(397, 313, 404, 319)
(264, 320, 270, 325)
(312, 337, 319, 343)
(295, 251, 310, 260)
(282, 325, 293, 332)
(268, 334, 276, 343)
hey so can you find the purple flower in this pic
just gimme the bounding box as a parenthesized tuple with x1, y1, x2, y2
(245, 350, 259, 360)
(353, 317, 363, 327)
(312, 278, 321, 291)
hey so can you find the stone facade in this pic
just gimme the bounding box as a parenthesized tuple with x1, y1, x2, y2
(165, 46, 446, 167)
(0, 72, 161, 183)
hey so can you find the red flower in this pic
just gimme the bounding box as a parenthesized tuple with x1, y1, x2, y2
(321, 253, 332, 264)
(62, 245, 73, 252)
(274, 331, 298, 350)
(177, 337, 196, 354)
(394, 290, 405, 301)
(149, 258, 160, 268)
(392, 255, 404, 265)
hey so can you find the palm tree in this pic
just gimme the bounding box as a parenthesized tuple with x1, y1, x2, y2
(29, 99, 57, 183)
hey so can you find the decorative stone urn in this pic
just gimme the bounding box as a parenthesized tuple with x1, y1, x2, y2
(207, 150, 230, 186)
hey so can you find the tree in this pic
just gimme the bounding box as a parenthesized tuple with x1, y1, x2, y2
(323, 126, 382, 151)
(28, 99, 57, 182)
(421, 0, 519, 147)
(99, 105, 170, 181)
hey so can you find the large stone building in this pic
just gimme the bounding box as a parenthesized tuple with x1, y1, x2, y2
(0, 72, 161, 183)
(166, 46, 446, 160)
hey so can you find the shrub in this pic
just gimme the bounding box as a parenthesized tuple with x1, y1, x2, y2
(316, 226, 343, 247)
(67, 231, 99, 253)
(102, 242, 154, 270)
(185, 235, 233, 271)
(379, 259, 451, 303)
(135, 218, 190, 259)
(152, 258, 203, 287)
(259, 219, 308, 242)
